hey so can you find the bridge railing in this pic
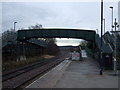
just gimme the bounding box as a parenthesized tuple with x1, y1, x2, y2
(95, 34, 113, 53)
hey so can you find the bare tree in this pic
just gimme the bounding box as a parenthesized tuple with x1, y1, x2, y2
(79, 40, 87, 49)
(29, 24, 43, 29)
(2, 29, 17, 47)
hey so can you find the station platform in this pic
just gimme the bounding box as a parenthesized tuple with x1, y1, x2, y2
(25, 52, 118, 88)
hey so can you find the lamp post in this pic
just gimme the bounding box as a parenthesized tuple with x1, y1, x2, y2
(103, 18, 105, 34)
(109, 6, 113, 32)
(112, 18, 119, 76)
(14, 22, 18, 61)
(14, 22, 17, 32)
(96, 29, 98, 34)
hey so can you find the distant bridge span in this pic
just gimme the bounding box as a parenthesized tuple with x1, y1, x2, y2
(17, 28, 96, 41)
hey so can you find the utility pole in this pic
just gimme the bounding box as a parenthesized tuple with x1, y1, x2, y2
(100, 0, 103, 75)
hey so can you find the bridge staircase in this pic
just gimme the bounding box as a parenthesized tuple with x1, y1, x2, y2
(103, 31, 120, 70)
(95, 34, 113, 69)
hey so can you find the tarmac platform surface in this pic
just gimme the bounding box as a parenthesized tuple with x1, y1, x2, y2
(25, 51, 118, 88)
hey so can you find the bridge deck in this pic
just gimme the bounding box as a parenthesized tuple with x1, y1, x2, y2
(17, 29, 96, 41)
(25, 51, 118, 88)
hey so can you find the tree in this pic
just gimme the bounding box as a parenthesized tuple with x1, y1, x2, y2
(2, 29, 17, 46)
(47, 40, 60, 55)
(79, 40, 87, 49)
(28, 24, 58, 55)
(28, 24, 43, 29)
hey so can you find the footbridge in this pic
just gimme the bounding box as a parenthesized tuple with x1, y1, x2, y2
(17, 28, 113, 69)
(17, 28, 96, 41)
(17, 28, 113, 53)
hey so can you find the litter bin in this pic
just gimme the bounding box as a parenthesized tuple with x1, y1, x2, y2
(102, 53, 113, 70)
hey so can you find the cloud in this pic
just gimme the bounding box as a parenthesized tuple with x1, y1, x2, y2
(2, 2, 101, 31)
(2, 2, 57, 30)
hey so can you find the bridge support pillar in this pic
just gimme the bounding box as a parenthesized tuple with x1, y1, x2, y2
(17, 41, 20, 62)
(17, 41, 26, 62)
(22, 41, 26, 61)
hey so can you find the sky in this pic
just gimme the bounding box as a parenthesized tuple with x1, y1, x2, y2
(1, 0, 119, 46)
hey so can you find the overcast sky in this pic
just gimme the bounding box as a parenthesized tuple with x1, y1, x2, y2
(1, 0, 119, 46)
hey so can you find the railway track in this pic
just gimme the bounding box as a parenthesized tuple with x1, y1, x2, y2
(2, 57, 57, 82)
(2, 52, 70, 89)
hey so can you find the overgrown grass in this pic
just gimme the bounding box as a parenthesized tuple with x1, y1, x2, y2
(2, 55, 55, 72)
